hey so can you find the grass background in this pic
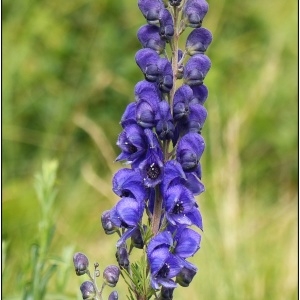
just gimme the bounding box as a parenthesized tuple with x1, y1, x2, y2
(2, 0, 298, 299)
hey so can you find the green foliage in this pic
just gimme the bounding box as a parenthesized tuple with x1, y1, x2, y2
(2, 0, 297, 299)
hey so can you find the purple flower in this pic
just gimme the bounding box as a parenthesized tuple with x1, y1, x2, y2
(155, 101, 175, 140)
(162, 160, 205, 196)
(101, 210, 119, 235)
(176, 265, 197, 287)
(116, 244, 130, 271)
(159, 9, 174, 41)
(110, 197, 145, 246)
(120, 102, 137, 128)
(183, 0, 209, 28)
(164, 185, 202, 228)
(169, 0, 182, 6)
(135, 49, 173, 92)
(112, 168, 148, 201)
(147, 228, 201, 288)
(138, 0, 164, 25)
(135, 48, 161, 82)
(103, 265, 120, 287)
(148, 247, 183, 289)
(137, 24, 166, 54)
(184, 54, 211, 86)
(190, 84, 208, 105)
(186, 27, 213, 55)
(73, 252, 89, 276)
(80, 281, 96, 299)
(116, 124, 148, 168)
(176, 132, 205, 174)
(139, 130, 164, 187)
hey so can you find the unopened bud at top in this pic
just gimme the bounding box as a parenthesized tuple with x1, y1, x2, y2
(73, 252, 89, 276)
(103, 265, 120, 287)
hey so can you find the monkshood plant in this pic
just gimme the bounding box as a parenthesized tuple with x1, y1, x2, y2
(73, 0, 212, 299)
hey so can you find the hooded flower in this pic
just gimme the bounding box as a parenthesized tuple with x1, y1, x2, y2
(112, 168, 148, 201)
(184, 54, 211, 86)
(137, 24, 166, 54)
(164, 184, 203, 228)
(183, 0, 209, 28)
(138, 0, 164, 25)
(176, 132, 205, 175)
(110, 196, 145, 247)
(186, 27, 212, 55)
(158, 9, 174, 41)
(147, 228, 201, 288)
(155, 101, 175, 140)
(116, 124, 148, 168)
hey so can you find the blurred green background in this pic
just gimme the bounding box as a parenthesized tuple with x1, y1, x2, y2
(2, 0, 298, 299)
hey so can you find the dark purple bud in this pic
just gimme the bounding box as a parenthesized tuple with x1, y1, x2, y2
(103, 265, 120, 287)
(108, 291, 119, 300)
(136, 97, 159, 128)
(190, 84, 208, 105)
(135, 49, 161, 82)
(112, 168, 148, 201)
(183, 0, 209, 28)
(176, 266, 197, 287)
(187, 104, 208, 133)
(137, 25, 166, 54)
(186, 28, 212, 55)
(157, 58, 173, 92)
(159, 9, 174, 41)
(184, 54, 211, 86)
(155, 101, 175, 140)
(159, 286, 175, 299)
(176, 133, 205, 173)
(116, 245, 130, 271)
(173, 85, 194, 122)
(138, 0, 165, 25)
(73, 252, 89, 276)
(131, 226, 146, 249)
(101, 210, 119, 235)
(135, 80, 162, 102)
(80, 281, 96, 300)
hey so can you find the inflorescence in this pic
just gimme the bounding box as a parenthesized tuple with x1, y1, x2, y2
(74, 0, 212, 299)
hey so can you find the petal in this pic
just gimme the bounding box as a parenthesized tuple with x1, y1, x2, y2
(116, 197, 143, 226)
(137, 24, 166, 53)
(174, 228, 201, 258)
(147, 231, 173, 255)
(186, 27, 213, 55)
(148, 247, 170, 274)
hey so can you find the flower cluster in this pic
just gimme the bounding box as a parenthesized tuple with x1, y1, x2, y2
(75, 0, 212, 299)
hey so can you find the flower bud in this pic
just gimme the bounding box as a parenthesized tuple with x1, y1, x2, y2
(116, 245, 130, 271)
(176, 266, 197, 287)
(80, 281, 96, 300)
(101, 210, 119, 235)
(159, 286, 175, 299)
(103, 265, 120, 287)
(73, 252, 89, 276)
(108, 290, 119, 300)
(186, 28, 212, 55)
(183, 0, 209, 28)
(131, 226, 146, 249)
